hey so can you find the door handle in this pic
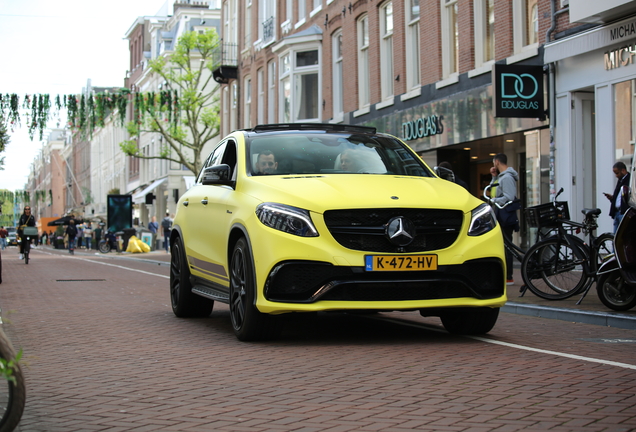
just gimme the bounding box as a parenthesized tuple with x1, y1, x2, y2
(183, 201, 189, 207)
(201, 199, 208, 205)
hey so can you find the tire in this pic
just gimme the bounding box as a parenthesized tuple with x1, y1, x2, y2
(229, 237, 280, 341)
(24, 253, 28, 265)
(170, 236, 213, 318)
(521, 238, 590, 300)
(440, 307, 499, 335)
(596, 270, 636, 311)
(23, 241, 29, 265)
(594, 233, 614, 266)
(98, 241, 111, 254)
(0, 329, 26, 432)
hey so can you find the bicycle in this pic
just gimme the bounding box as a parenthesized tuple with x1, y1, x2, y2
(521, 200, 613, 300)
(484, 187, 583, 269)
(19, 227, 38, 265)
(0, 327, 26, 431)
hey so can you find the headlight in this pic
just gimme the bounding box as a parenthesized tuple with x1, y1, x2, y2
(468, 203, 497, 236)
(255, 203, 319, 237)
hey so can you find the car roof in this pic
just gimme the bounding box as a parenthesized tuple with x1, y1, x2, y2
(239, 123, 378, 136)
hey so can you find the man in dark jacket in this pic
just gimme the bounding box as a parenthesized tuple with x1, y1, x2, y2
(65, 220, 78, 255)
(604, 161, 631, 233)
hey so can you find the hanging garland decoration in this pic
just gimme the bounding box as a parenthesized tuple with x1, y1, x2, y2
(0, 89, 179, 141)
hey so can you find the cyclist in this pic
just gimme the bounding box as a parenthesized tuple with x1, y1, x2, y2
(488, 153, 519, 285)
(17, 206, 36, 260)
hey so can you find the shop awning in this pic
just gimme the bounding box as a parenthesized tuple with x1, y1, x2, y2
(132, 177, 167, 204)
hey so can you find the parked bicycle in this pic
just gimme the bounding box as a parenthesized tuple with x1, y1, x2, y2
(0, 328, 25, 431)
(485, 187, 613, 301)
(484, 187, 584, 266)
(521, 198, 613, 301)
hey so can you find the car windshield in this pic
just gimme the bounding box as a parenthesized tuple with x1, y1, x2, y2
(247, 131, 434, 177)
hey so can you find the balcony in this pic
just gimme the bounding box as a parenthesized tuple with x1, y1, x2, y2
(211, 41, 238, 84)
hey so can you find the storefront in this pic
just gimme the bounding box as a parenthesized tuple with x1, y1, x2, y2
(365, 82, 549, 247)
(545, 16, 636, 235)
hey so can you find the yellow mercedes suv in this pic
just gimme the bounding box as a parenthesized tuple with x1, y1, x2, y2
(170, 124, 506, 340)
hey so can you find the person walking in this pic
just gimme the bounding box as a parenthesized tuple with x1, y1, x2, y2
(161, 212, 172, 253)
(0, 226, 7, 250)
(84, 223, 93, 250)
(66, 220, 78, 255)
(604, 161, 631, 234)
(488, 153, 519, 285)
(76, 223, 84, 249)
(148, 216, 158, 234)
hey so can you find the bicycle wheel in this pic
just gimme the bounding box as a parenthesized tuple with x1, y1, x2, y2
(0, 329, 26, 431)
(23, 242, 29, 265)
(98, 241, 110, 254)
(594, 233, 614, 265)
(521, 237, 591, 299)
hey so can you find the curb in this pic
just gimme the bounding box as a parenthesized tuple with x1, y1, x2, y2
(503, 302, 636, 330)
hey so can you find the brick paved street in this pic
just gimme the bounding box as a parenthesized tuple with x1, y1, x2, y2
(0, 247, 635, 431)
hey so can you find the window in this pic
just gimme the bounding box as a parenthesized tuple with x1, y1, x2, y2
(441, 0, 458, 78)
(259, 0, 276, 45)
(297, 0, 306, 24)
(231, 82, 238, 132)
(526, 0, 538, 46)
(405, 0, 420, 90)
(244, 0, 252, 50)
(380, 2, 394, 101)
(286, 0, 292, 22)
(513, 0, 539, 55)
(312, 0, 321, 14)
(279, 50, 320, 122)
(332, 30, 344, 119)
(474, 0, 494, 68)
(226, 0, 238, 45)
(257, 68, 264, 124)
(244, 77, 252, 128)
(268, 60, 276, 123)
(357, 15, 370, 109)
(222, 87, 230, 136)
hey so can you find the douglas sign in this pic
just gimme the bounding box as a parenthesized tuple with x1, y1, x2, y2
(493, 64, 544, 118)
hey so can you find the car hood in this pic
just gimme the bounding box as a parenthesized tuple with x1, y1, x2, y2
(241, 175, 481, 214)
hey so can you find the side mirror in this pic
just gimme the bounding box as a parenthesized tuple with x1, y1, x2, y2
(434, 166, 455, 182)
(201, 164, 233, 186)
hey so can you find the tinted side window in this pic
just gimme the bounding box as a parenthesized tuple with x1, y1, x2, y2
(197, 142, 228, 183)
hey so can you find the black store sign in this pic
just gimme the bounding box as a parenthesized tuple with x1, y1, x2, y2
(493, 64, 544, 118)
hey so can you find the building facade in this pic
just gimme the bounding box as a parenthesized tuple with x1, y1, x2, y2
(124, 1, 223, 229)
(215, 0, 635, 243)
(27, 129, 70, 228)
(545, 1, 636, 235)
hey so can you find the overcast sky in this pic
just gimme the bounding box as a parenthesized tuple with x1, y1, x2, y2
(0, 0, 170, 191)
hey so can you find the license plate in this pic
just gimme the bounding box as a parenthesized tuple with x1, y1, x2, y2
(365, 255, 438, 271)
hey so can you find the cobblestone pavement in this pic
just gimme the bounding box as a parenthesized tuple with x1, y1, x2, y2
(0, 246, 635, 431)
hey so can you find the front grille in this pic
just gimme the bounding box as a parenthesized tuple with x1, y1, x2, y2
(265, 258, 504, 303)
(323, 208, 463, 253)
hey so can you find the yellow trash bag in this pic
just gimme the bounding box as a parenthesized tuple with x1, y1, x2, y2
(126, 235, 150, 253)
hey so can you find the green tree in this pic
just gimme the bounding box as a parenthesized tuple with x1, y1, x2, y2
(120, 28, 222, 177)
(0, 121, 8, 171)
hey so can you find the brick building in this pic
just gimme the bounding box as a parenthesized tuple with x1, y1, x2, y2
(213, 0, 636, 241)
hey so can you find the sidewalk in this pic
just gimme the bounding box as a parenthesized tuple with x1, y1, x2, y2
(503, 266, 636, 330)
(14, 245, 636, 330)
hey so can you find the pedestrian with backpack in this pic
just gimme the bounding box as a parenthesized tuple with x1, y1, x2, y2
(161, 212, 172, 253)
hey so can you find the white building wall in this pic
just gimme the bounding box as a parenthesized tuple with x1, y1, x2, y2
(548, 16, 636, 235)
